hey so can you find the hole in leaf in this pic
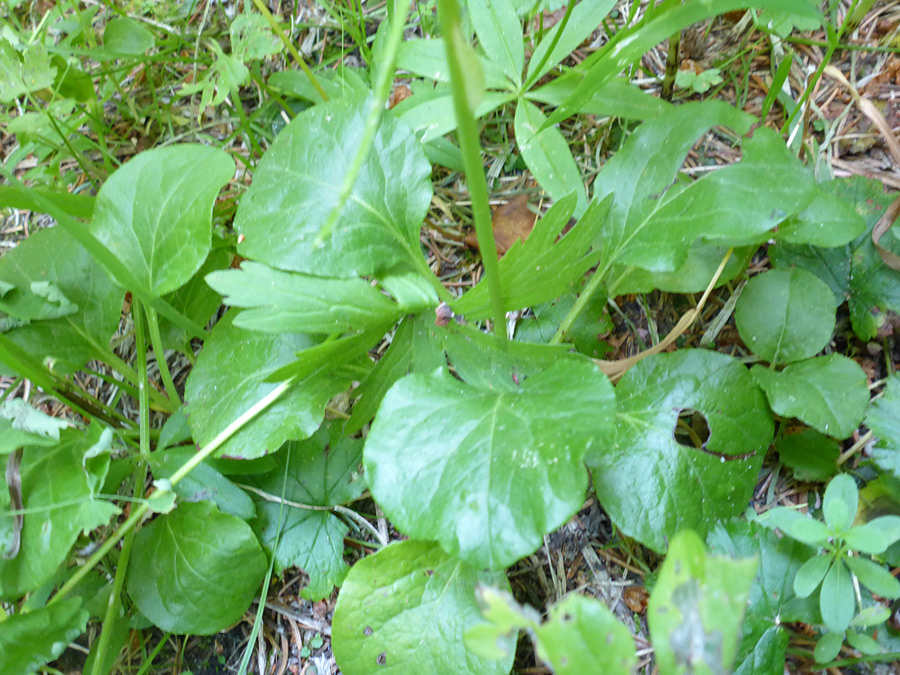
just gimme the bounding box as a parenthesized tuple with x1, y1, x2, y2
(673, 409, 710, 449)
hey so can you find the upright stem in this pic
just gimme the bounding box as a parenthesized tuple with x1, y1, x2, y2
(439, 0, 505, 337)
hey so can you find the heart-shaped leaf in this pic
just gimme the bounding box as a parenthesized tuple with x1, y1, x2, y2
(248, 423, 366, 600)
(234, 94, 432, 277)
(365, 359, 615, 569)
(591, 349, 772, 552)
(184, 313, 355, 459)
(751, 355, 868, 440)
(127, 500, 267, 634)
(91, 144, 234, 296)
(736, 268, 836, 365)
(332, 540, 514, 675)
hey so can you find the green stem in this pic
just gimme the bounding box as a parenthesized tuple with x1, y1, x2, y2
(252, 0, 328, 103)
(523, 1, 575, 90)
(133, 298, 151, 461)
(143, 305, 182, 406)
(312, 1, 410, 247)
(549, 260, 611, 344)
(439, 0, 505, 337)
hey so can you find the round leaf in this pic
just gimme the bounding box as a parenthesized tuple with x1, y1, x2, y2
(91, 145, 234, 295)
(592, 349, 772, 552)
(364, 360, 615, 569)
(823, 473, 858, 533)
(234, 95, 432, 277)
(127, 501, 266, 634)
(332, 540, 514, 675)
(751, 355, 868, 440)
(735, 268, 836, 365)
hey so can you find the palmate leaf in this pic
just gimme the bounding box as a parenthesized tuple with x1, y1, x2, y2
(248, 424, 366, 600)
(592, 350, 773, 552)
(868, 373, 900, 477)
(332, 540, 515, 675)
(234, 94, 432, 278)
(453, 193, 611, 319)
(364, 358, 615, 570)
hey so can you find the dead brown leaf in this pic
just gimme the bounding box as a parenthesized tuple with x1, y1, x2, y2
(623, 586, 649, 614)
(465, 194, 536, 258)
(388, 84, 412, 109)
(872, 194, 900, 271)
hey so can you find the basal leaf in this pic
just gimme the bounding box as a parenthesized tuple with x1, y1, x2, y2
(751, 355, 868, 440)
(127, 501, 267, 634)
(453, 194, 611, 319)
(206, 261, 403, 334)
(515, 99, 588, 217)
(467, 0, 523, 86)
(184, 313, 355, 459)
(0, 597, 89, 675)
(248, 424, 366, 600)
(91, 145, 234, 296)
(735, 268, 836, 365)
(649, 530, 758, 675)
(0, 426, 119, 599)
(770, 177, 900, 340)
(0, 226, 122, 372)
(234, 94, 432, 277)
(867, 373, 900, 478)
(592, 350, 772, 552)
(365, 359, 615, 569)
(332, 540, 514, 675)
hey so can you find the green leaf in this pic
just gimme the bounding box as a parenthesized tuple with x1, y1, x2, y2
(235, 94, 432, 278)
(735, 268, 836, 365)
(851, 605, 892, 628)
(0, 184, 94, 220)
(793, 555, 832, 598)
(526, 1, 616, 83)
(0, 399, 68, 455)
(844, 516, 900, 554)
(365, 359, 614, 569)
(533, 595, 636, 674)
(823, 474, 859, 533)
(467, 0, 523, 86)
(465, 586, 539, 660)
(0, 597, 88, 675)
(775, 430, 839, 482)
(332, 540, 515, 675)
(0, 226, 122, 372)
(395, 38, 512, 90)
(770, 177, 900, 340)
(180, 41, 248, 117)
(756, 508, 830, 547)
(150, 446, 256, 520)
(102, 17, 154, 55)
(867, 373, 900, 478)
(0, 426, 119, 599)
(514, 99, 587, 216)
(527, 75, 671, 121)
(393, 87, 514, 144)
(649, 530, 758, 675)
(269, 66, 369, 103)
(248, 424, 366, 600)
(127, 501, 267, 634)
(0, 39, 56, 103)
(821, 560, 855, 633)
(184, 313, 355, 459)
(381, 272, 439, 313)
(844, 555, 900, 599)
(91, 145, 235, 295)
(453, 194, 612, 319)
(845, 629, 882, 656)
(206, 261, 403, 334)
(230, 12, 281, 61)
(814, 631, 844, 663)
(751, 356, 868, 440)
(592, 349, 772, 552)
(775, 184, 867, 247)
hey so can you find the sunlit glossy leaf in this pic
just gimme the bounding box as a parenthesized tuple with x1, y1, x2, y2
(332, 540, 514, 675)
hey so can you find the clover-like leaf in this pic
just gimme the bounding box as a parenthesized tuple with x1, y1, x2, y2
(365, 359, 614, 569)
(234, 94, 432, 277)
(248, 424, 366, 600)
(91, 144, 234, 296)
(649, 530, 758, 675)
(592, 349, 772, 552)
(0, 597, 88, 675)
(332, 540, 514, 675)
(736, 268, 836, 365)
(127, 501, 267, 634)
(751, 355, 868, 440)
(184, 313, 356, 459)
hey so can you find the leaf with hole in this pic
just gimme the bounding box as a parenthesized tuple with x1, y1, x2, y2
(364, 358, 614, 569)
(592, 349, 772, 552)
(127, 501, 267, 634)
(332, 540, 514, 675)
